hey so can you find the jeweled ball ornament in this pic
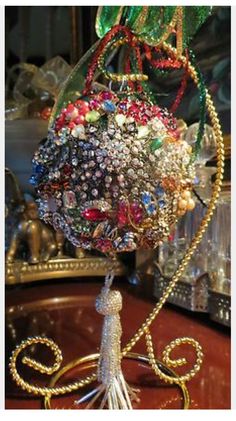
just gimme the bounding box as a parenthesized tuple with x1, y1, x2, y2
(31, 89, 195, 253)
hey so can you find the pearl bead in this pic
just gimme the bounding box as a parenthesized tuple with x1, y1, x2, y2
(187, 199, 195, 211)
(178, 199, 187, 210)
(181, 190, 191, 200)
(177, 209, 186, 217)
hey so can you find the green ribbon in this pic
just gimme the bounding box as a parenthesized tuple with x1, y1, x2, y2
(96, 6, 212, 48)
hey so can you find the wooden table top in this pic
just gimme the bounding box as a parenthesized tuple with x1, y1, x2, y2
(5, 279, 231, 409)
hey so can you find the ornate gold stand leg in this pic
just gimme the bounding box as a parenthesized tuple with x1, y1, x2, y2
(9, 336, 191, 409)
(44, 353, 190, 409)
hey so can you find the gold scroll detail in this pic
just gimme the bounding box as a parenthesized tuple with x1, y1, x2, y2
(9, 336, 96, 396)
(145, 330, 203, 384)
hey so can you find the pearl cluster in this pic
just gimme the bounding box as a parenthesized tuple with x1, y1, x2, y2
(31, 89, 195, 252)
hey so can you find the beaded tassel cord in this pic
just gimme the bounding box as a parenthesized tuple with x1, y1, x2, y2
(75, 272, 139, 409)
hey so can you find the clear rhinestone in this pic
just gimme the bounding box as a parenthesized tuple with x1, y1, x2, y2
(127, 168, 135, 177)
(92, 189, 98, 197)
(105, 176, 112, 183)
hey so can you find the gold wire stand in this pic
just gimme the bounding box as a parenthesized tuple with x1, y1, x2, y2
(44, 352, 190, 409)
(9, 42, 224, 410)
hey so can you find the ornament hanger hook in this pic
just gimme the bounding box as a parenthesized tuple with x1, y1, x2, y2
(119, 76, 126, 92)
(105, 271, 115, 289)
(108, 80, 113, 91)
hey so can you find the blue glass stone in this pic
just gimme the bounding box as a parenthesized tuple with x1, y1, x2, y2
(35, 164, 45, 174)
(158, 199, 166, 209)
(147, 203, 156, 215)
(60, 136, 68, 145)
(141, 192, 151, 205)
(194, 176, 200, 185)
(103, 100, 116, 113)
(29, 175, 39, 186)
(154, 185, 164, 197)
(61, 146, 69, 160)
(119, 103, 127, 111)
(83, 143, 92, 150)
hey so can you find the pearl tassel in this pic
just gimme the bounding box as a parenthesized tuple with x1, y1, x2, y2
(75, 272, 139, 409)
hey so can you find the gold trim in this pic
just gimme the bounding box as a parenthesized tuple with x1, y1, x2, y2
(6, 256, 127, 285)
(132, 6, 149, 32)
(176, 6, 183, 57)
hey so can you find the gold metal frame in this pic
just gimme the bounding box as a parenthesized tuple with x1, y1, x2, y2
(6, 256, 127, 285)
(44, 352, 190, 409)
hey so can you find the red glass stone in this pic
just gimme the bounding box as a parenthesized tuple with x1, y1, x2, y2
(152, 105, 161, 116)
(40, 106, 52, 120)
(95, 239, 112, 253)
(89, 99, 100, 110)
(58, 115, 65, 122)
(55, 114, 66, 130)
(130, 202, 143, 224)
(63, 181, 70, 189)
(67, 103, 74, 112)
(117, 201, 128, 227)
(81, 208, 108, 221)
(100, 91, 113, 100)
(63, 164, 72, 176)
(168, 232, 175, 242)
(117, 201, 143, 227)
(74, 100, 90, 114)
(74, 115, 85, 125)
(51, 183, 60, 190)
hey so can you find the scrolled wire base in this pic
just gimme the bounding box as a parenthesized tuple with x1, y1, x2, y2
(9, 335, 196, 409)
(43, 352, 190, 409)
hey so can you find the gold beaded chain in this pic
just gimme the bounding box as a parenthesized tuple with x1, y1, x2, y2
(121, 41, 224, 357)
(9, 42, 224, 400)
(97, 36, 149, 82)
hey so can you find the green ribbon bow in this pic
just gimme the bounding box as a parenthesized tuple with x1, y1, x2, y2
(96, 6, 212, 49)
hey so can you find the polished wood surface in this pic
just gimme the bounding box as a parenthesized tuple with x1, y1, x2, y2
(5, 279, 230, 409)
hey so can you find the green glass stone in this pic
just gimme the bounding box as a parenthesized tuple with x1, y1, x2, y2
(85, 110, 100, 123)
(150, 138, 163, 152)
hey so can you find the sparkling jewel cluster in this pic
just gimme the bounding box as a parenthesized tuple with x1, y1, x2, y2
(31, 89, 195, 252)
